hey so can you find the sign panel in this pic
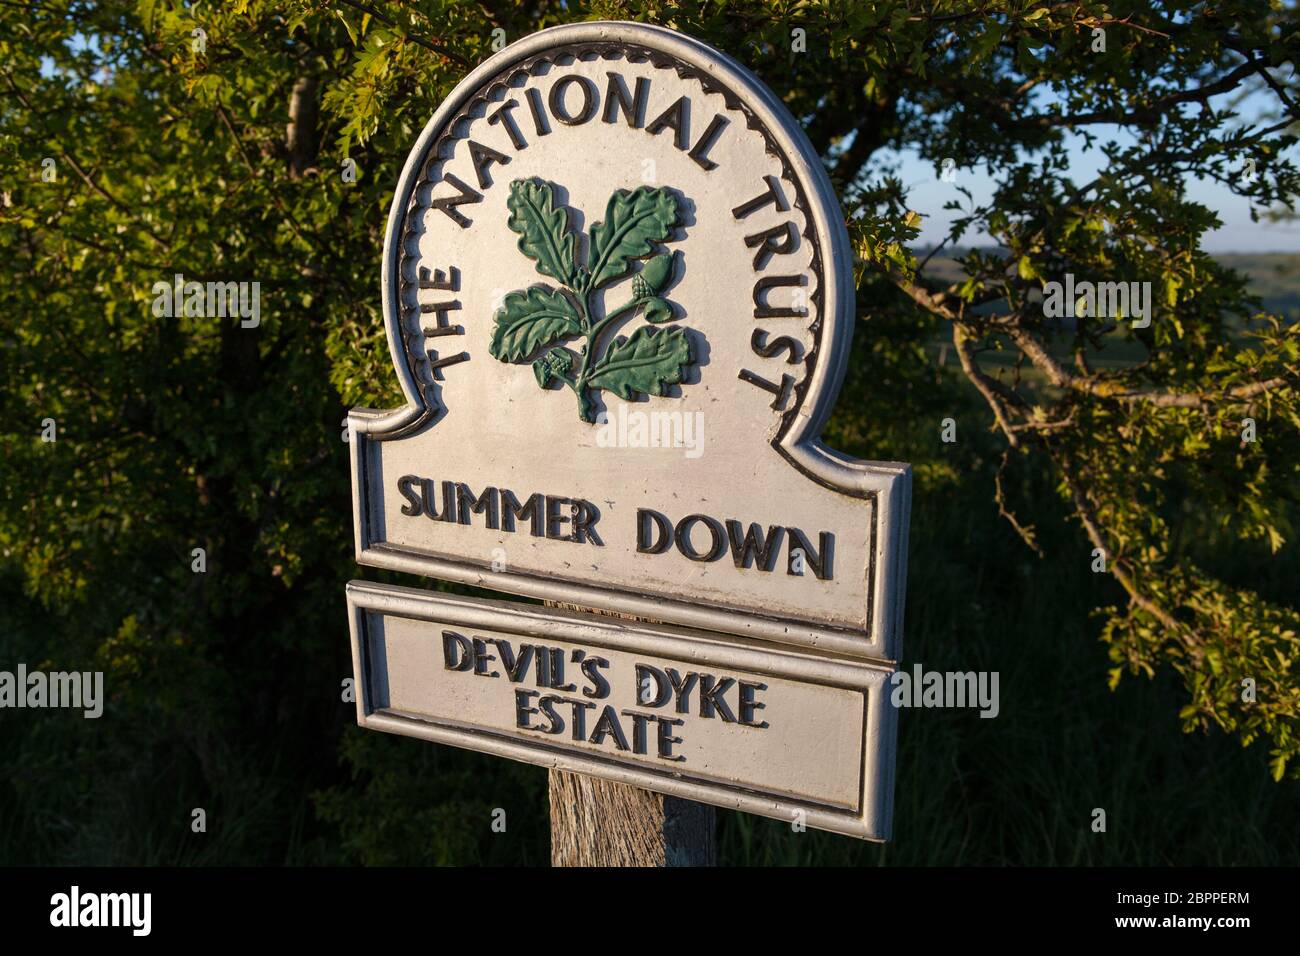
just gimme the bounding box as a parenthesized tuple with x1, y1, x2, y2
(349, 21, 911, 662)
(347, 581, 898, 840)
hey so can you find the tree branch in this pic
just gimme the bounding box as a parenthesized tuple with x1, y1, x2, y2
(1007, 322, 1292, 407)
(952, 322, 1023, 446)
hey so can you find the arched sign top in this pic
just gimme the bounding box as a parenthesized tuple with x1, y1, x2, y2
(379, 23, 852, 449)
(350, 21, 911, 662)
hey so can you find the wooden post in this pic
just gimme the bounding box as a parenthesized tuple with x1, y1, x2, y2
(545, 601, 717, 867)
(549, 771, 716, 866)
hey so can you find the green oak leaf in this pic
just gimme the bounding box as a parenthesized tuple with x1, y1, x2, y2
(506, 179, 578, 286)
(586, 326, 692, 400)
(587, 186, 679, 291)
(489, 287, 582, 362)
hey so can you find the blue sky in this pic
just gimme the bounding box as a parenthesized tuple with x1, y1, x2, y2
(900, 149, 1300, 253)
(44, 38, 1299, 252)
(893, 87, 1300, 253)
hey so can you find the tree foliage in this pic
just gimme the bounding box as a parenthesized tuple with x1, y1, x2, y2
(0, 0, 1297, 863)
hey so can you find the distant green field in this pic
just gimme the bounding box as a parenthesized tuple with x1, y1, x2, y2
(1218, 253, 1300, 320)
(916, 251, 1300, 378)
(919, 251, 1300, 322)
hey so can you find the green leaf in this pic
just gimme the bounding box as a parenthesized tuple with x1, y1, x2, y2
(587, 187, 678, 290)
(335, 9, 359, 46)
(506, 179, 578, 287)
(587, 326, 691, 400)
(489, 287, 582, 362)
(970, 24, 1004, 62)
(1271, 754, 1289, 782)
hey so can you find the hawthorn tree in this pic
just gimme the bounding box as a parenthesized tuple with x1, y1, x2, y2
(0, 0, 1296, 863)
(831, 0, 1300, 779)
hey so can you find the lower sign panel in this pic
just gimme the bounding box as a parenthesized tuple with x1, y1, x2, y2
(346, 581, 898, 840)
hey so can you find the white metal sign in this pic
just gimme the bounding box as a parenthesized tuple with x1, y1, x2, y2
(348, 21, 911, 661)
(348, 582, 898, 840)
(345, 21, 913, 841)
